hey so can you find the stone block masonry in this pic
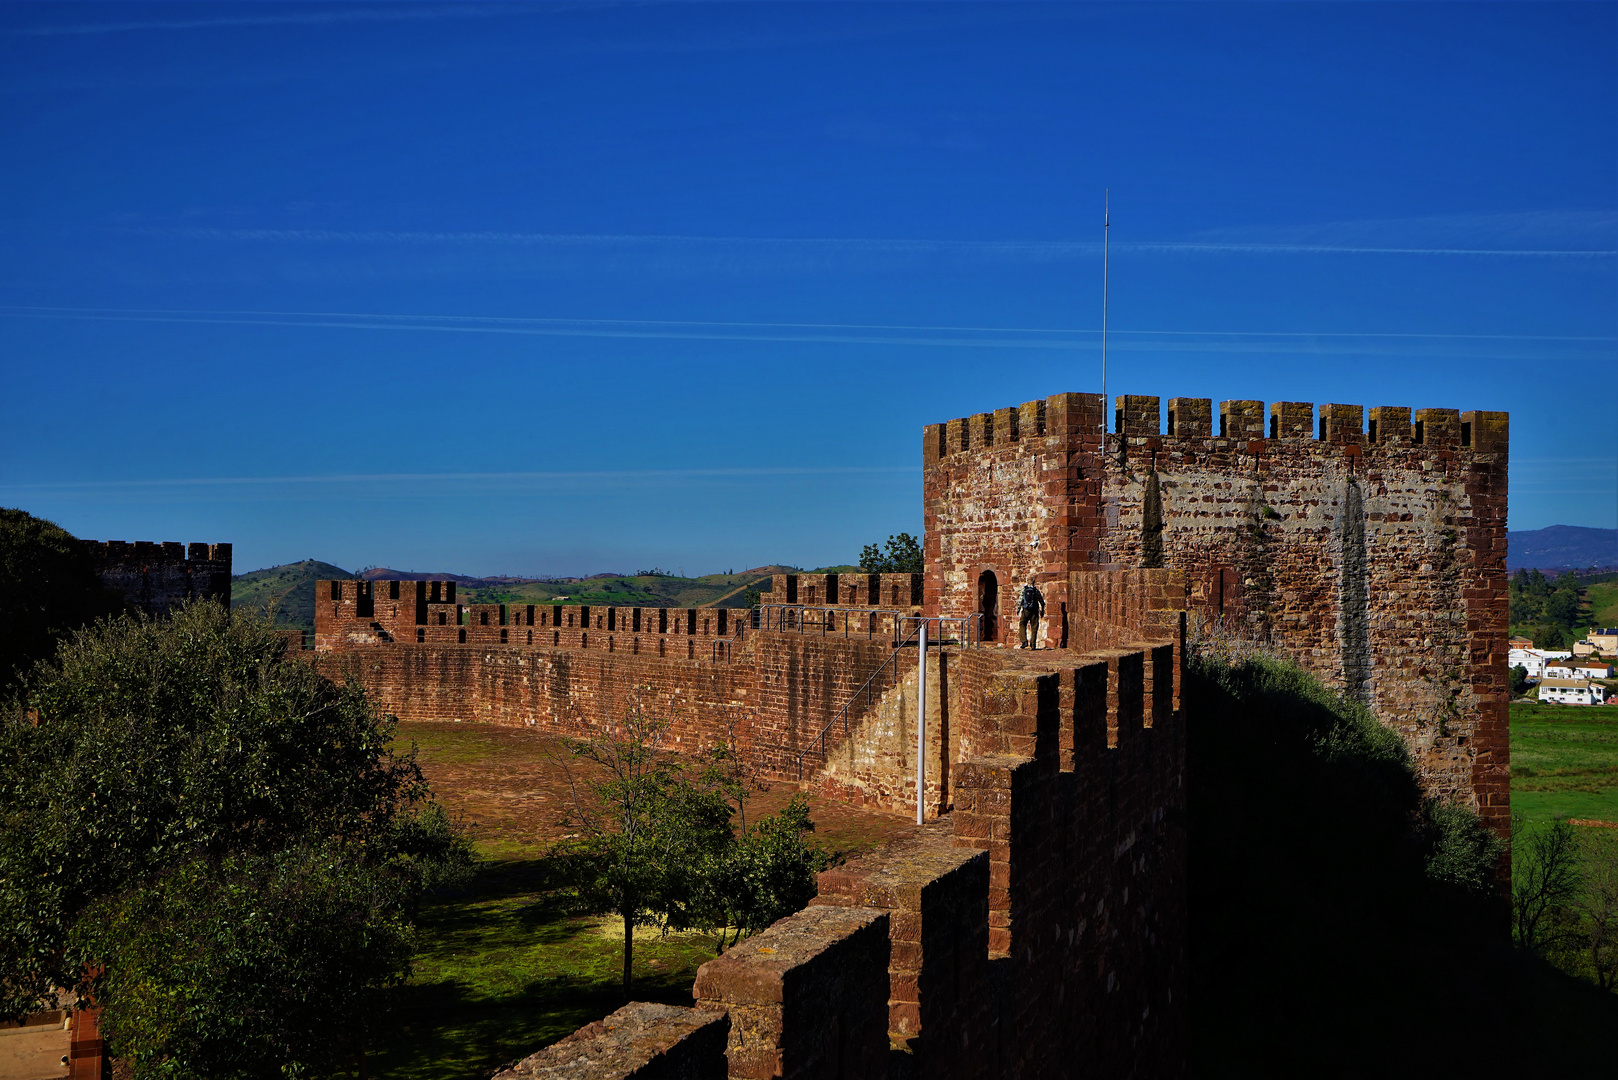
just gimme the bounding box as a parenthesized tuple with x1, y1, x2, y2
(492, 1003, 729, 1080)
(305, 382, 1504, 1078)
(925, 391, 1509, 838)
(312, 610, 899, 781)
(811, 825, 989, 1079)
(693, 905, 892, 1080)
(83, 540, 231, 616)
(521, 567, 1188, 1079)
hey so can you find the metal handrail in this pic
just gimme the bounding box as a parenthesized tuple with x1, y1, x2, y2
(755, 604, 984, 647)
(788, 613, 983, 779)
(794, 619, 923, 780)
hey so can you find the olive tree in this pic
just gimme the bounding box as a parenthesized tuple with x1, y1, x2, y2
(554, 711, 827, 990)
(554, 709, 734, 993)
(0, 601, 469, 1077)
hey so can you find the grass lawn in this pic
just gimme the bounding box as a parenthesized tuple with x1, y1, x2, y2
(1509, 701, 1618, 826)
(366, 858, 722, 1080)
(366, 720, 917, 1080)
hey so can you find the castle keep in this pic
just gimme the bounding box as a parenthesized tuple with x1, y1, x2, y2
(303, 389, 1505, 1080)
(924, 392, 1509, 835)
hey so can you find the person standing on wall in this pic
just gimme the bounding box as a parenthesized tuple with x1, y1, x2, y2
(1018, 578, 1044, 649)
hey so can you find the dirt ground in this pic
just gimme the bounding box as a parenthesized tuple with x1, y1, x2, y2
(397, 720, 920, 862)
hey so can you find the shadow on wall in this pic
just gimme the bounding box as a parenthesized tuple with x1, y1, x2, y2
(1187, 655, 1618, 1078)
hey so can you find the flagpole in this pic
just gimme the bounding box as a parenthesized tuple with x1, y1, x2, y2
(1101, 190, 1110, 436)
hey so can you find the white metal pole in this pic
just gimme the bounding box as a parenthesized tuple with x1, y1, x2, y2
(916, 619, 928, 825)
(1101, 189, 1110, 436)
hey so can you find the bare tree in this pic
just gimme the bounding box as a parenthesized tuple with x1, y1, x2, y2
(1574, 830, 1618, 992)
(1512, 813, 1582, 952)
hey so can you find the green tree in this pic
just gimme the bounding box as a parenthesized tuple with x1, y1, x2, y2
(1510, 664, 1531, 697)
(1424, 800, 1506, 896)
(1546, 579, 1582, 628)
(688, 794, 827, 951)
(554, 710, 735, 993)
(859, 532, 924, 574)
(0, 602, 469, 1075)
(0, 508, 126, 696)
(72, 843, 417, 1077)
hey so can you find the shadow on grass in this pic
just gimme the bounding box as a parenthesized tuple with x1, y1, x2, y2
(368, 969, 701, 1080)
(1189, 656, 1618, 1078)
(366, 853, 720, 1080)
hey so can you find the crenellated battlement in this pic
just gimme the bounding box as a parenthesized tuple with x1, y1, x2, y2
(314, 579, 747, 655)
(290, 378, 1513, 1080)
(924, 387, 1510, 835)
(83, 538, 232, 616)
(925, 392, 1507, 456)
(82, 540, 233, 564)
(761, 572, 923, 609)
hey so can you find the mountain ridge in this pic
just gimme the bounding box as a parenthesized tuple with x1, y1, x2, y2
(1507, 525, 1618, 573)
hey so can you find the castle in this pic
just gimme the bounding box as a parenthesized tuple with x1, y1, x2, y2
(300, 390, 1507, 1080)
(83, 540, 232, 616)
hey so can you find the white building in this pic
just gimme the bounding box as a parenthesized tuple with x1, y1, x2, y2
(1510, 648, 1573, 679)
(1538, 678, 1608, 706)
(1575, 663, 1612, 680)
(1545, 664, 1575, 680)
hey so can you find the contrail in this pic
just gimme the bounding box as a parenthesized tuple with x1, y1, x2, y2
(121, 227, 1616, 259)
(1, 306, 1610, 344)
(7, 3, 533, 36)
(0, 466, 919, 492)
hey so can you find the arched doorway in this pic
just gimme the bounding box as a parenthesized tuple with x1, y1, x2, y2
(977, 570, 998, 643)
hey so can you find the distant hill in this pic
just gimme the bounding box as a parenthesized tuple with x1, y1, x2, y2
(232, 559, 353, 634)
(359, 568, 492, 585)
(461, 567, 798, 609)
(233, 562, 800, 628)
(1508, 526, 1618, 573)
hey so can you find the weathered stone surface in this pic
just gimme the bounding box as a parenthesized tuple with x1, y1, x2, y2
(693, 906, 890, 1080)
(83, 540, 231, 616)
(924, 392, 1509, 838)
(298, 384, 1505, 1080)
(813, 823, 989, 1078)
(491, 1002, 728, 1079)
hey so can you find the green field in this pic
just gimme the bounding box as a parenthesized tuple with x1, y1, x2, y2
(1583, 580, 1618, 633)
(1509, 702, 1618, 825)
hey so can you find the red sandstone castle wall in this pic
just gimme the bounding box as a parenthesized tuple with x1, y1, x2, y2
(517, 572, 1191, 1080)
(312, 627, 897, 782)
(760, 572, 923, 611)
(83, 540, 232, 616)
(923, 391, 1508, 834)
(921, 394, 1106, 646)
(316, 579, 746, 656)
(1093, 395, 1509, 831)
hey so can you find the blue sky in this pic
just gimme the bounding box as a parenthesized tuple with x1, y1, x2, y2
(2, 1, 1613, 577)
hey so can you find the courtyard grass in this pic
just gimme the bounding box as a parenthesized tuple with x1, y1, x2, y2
(366, 852, 723, 1080)
(367, 719, 916, 1080)
(1508, 701, 1618, 827)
